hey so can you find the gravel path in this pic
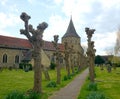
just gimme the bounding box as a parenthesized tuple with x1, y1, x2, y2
(49, 68, 89, 99)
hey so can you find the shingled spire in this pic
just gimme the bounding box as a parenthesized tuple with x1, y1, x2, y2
(62, 17, 80, 38)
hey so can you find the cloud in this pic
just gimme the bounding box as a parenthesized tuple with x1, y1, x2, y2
(54, 0, 63, 5)
(0, 12, 21, 29)
(93, 31, 117, 55)
(0, 0, 8, 5)
(0, 0, 120, 55)
(0, 29, 12, 36)
(43, 14, 69, 42)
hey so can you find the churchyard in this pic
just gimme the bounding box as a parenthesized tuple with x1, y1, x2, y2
(0, 67, 83, 99)
(0, 12, 120, 99)
(78, 66, 120, 99)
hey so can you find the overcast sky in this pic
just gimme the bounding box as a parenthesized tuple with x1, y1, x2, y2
(0, 0, 120, 55)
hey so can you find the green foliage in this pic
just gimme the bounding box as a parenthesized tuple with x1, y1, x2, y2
(19, 63, 32, 71)
(27, 91, 41, 99)
(5, 90, 42, 99)
(46, 81, 57, 88)
(63, 75, 68, 81)
(63, 75, 72, 81)
(86, 92, 109, 99)
(5, 90, 25, 99)
(50, 62, 56, 70)
(87, 82, 98, 91)
(95, 55, 105, 65)
(113, 63, 120, 67)
(63, 75, 71, 81)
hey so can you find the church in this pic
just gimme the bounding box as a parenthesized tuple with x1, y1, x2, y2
(0, 18, 87, 68)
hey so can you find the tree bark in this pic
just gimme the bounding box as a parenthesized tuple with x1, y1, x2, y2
(56, 60, 61, 84)
(33, 45, 42, 93)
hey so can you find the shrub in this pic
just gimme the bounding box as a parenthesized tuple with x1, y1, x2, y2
(27, 91, 41, 99)
(50, 62, 56, 70)
(5, 90, 25, 99)
(63, 75, 72, 81)
(86, 92, 109, 99)
(70, 73, 75, 76)
(19, 63, 32, 71)
(63, 75, 68, 81)
(46, 81, 57, 88)
(87, 82, 98, 91)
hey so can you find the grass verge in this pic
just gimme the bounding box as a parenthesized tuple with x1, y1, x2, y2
(0, 67, 84, 99)
(78, 67, 120, 99)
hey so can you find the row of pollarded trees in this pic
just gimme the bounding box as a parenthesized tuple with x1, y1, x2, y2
(20, 12, 94, 94)
(20, 12, 85, 93)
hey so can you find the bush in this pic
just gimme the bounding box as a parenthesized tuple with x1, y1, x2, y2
(19, 63, 32, 71)
(5, 90, 25, 99)
(46, 81, 57, 88)
(63, 75, 68, 81)
(63, 75, 72, 81)
(50, 62, 56, 70)
(86, 92, 109, 99)
(27, 91, 41, 99)
(87, 82, 98, 91)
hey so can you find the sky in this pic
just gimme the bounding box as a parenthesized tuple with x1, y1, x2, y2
(0, 0, 120, 55)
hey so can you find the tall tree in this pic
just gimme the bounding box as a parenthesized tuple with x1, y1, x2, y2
(20, 12, 48, 93)
(52, 35, 62, 84)
(85, 27, 96, 82)
(64, 42, 71, 77)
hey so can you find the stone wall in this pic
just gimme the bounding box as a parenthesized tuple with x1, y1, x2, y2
(0, 47, 65, 68)
(0, 48, 24, 68)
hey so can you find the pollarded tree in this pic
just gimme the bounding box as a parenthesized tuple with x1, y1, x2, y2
(85, 27, 96, 83)
(20, 12, 48, 93)
(52, 35, 62, 84)
(64, 42, 71, 77)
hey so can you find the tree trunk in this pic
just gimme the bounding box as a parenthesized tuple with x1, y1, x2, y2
(89, 58, 94, 82)
(71, 60, 74, 73)
(42, 67, 50, 81)
(33, 46, 42, 93)
(56, 60, 61, 84)
(65, 59, 70, 77)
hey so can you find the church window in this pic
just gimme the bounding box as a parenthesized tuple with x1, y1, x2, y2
(15, 55, 19, 63)
(3, 54, 7, 63)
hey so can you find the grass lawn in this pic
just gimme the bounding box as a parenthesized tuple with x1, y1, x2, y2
(78, 67, 120, 99)
(0, 68, 82, 99)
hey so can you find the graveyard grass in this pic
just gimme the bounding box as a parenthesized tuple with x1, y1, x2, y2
(0, 68, 82, 99)
(78, 67, 120, 99)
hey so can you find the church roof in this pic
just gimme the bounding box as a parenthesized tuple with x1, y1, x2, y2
(0, 35, 64, 52)
(0, 35, 32, 49)
(62, 17, 80, 38)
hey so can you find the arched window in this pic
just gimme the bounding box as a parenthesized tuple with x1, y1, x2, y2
(3, 54, 7, 63)
(15, 55, 19, 63)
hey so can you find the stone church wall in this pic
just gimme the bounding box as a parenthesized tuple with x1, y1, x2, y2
(0, 48, 24, 68)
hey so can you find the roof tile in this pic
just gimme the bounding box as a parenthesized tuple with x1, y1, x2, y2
(0, 35, 64, 52)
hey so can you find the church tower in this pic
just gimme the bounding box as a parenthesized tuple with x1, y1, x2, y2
(62, 17, 84, 67)
(62, 17, 82, 53)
